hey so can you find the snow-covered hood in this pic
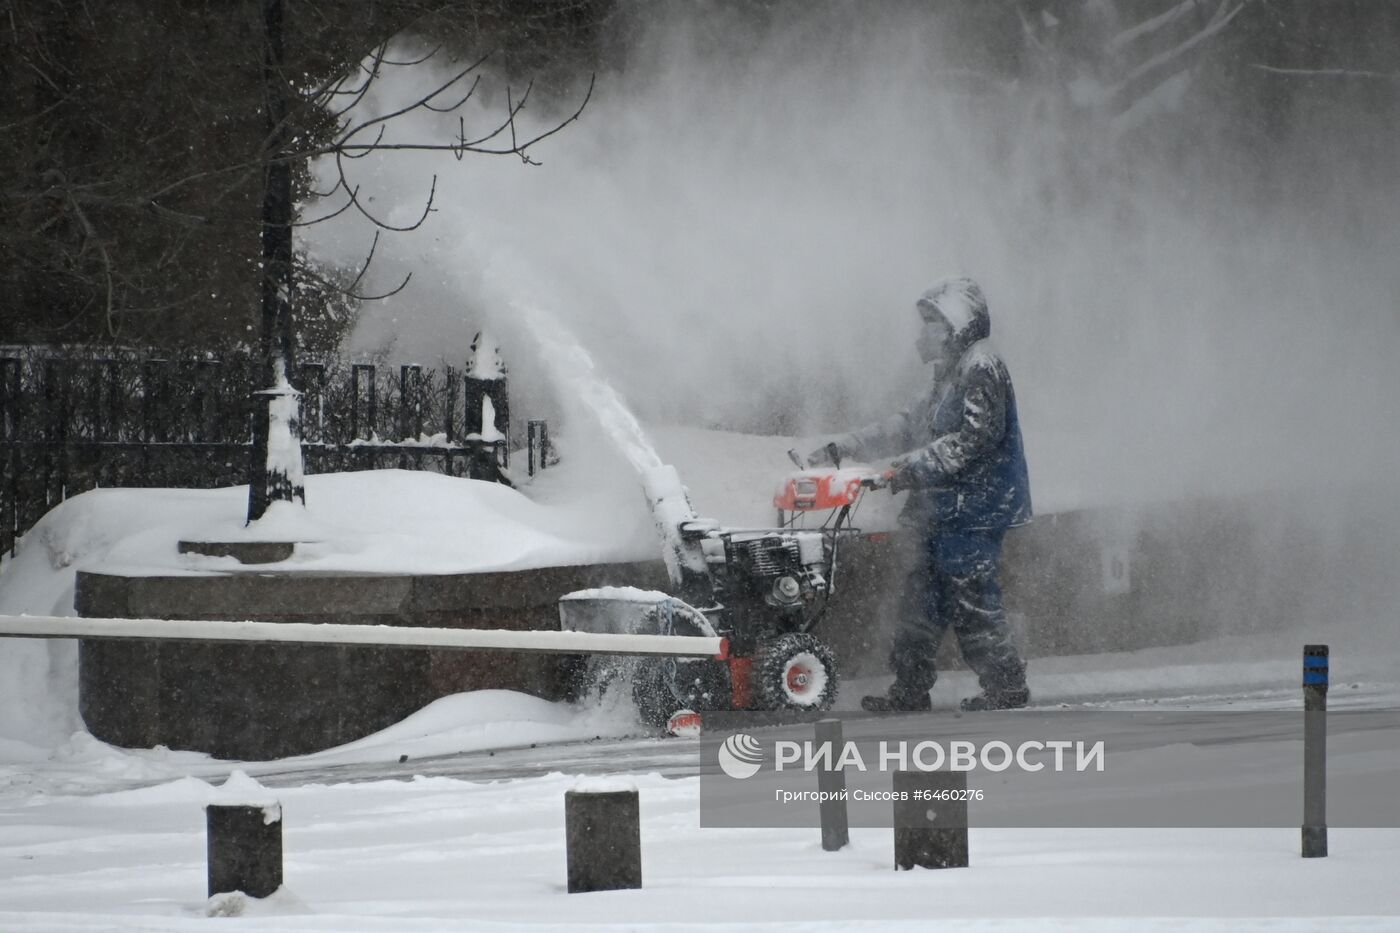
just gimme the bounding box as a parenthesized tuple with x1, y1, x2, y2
(917, 277, 991, 355)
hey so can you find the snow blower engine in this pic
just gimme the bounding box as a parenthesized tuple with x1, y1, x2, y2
(559, 444, 891, 732)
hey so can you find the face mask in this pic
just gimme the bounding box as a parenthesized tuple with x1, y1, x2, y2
(916, 318, 953, 365)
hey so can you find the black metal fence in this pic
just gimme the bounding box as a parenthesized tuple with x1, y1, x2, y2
(0, 349, 513, 558)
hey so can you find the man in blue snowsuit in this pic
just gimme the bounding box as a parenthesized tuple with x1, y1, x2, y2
(807, 277, 1032, 712)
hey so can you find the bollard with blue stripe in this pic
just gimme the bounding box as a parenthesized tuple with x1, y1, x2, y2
(1304, 646, 1329, 689)
(1302, 644, 1328, 858)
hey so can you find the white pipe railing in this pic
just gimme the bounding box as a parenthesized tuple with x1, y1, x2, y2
(0, 614, 727, 659)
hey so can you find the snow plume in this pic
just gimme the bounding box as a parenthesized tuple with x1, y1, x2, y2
(302, 5, 1400, 632)
(511, 297, 663, 478)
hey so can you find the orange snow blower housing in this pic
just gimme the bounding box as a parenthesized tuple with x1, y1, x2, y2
(773, 467, 893, 513)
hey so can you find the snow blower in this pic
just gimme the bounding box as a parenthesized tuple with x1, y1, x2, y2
(559, 449, 891, 733)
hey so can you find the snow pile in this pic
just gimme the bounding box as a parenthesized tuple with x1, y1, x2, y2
(465, 330, 505, 381)
(0, 469, 659, 587)
(472, 395, 506, 442)
(561, 586, 673, 603)
(203, 888, 311, 920)
(210, 770, 282, 826)
(570, 774, 638, 793)
(294, 690, 635, 767)
(0, 687, 640, 798)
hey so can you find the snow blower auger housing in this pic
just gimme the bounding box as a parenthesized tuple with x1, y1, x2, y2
(560, 459, 890, 732)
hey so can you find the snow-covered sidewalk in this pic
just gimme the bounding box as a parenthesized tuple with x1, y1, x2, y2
(0, 658, 1397, 931)
(1, 766, 1397, 931)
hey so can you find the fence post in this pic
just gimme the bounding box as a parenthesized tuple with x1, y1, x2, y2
(350, 364, 376, 442)
(0, 359, 16, 444)
(464, 332, 508, 478)
(527, 420, 549, 476)
(42, 361, 61, 506)
(191, 359, 219, 444)
(399, 364, 423, 470)
(141, 359, 169, 443)
(892, 769, 969, 870)
(1303, 644, 1328, 858)
(85, 361, 105, 488)
(0, 358, 18, 558)
(565, 790, 642, 893)
(105, 358, 122, 444)
(815, 718, 849, 851)
(85, 360, 103, 444)
(443, 364, 458, 477)
(493, 380, 509, 471)
(350, 363, 377, 471)
(206, 803, 283, 898)
(140, 358, 166, 484)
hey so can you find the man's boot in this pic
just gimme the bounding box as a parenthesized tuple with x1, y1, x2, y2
(958, 686, 1030, 712)
(860, 683, 932, 713)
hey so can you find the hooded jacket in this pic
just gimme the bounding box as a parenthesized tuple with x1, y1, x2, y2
(836, 280, 1032, 533)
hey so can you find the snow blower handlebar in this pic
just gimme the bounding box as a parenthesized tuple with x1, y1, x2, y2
(859, 469, 897, 490)
(773, 466, 894, 511)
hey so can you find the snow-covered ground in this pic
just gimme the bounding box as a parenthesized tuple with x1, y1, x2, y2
(3, 769, 1399, 931)
(1, 629, 1398, 930)
(1, 673, 1398, 931)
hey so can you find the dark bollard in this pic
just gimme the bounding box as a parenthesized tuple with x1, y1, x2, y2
(815, 719, 849, 851)
(565, 790, 641, 893)
(527, 420, 550, 476)
(1303, 644, 1328, 858)
(893, 770, 969, 870)
(207, 803, 283, 898)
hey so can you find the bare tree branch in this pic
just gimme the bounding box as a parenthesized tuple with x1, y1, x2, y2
(334, 146, 439, 232)
(292, 181, 359, 226)
(334, 46, 498, 152)
(340, 123, 386, 159)
(421, 73, 482, 113)
(300, 229, 414, 301)
(377, 43, 443, 67)
(1111, 0, 1245, 98)
(1250, 65, 1400, 81)
(1108, 0, 1208, 56)
(62, 185, 117, 338)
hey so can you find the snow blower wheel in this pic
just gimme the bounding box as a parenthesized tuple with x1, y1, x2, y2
(630, 662, 674, 729)
(754, 633, 838, 711)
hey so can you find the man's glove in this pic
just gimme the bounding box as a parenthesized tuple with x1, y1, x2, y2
(889, 468, 918, 494)
(888, 456, 917, 494)
(860, 468, 897, 490)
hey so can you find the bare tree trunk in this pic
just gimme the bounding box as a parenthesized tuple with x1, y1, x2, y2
(248, 0, 305, 524)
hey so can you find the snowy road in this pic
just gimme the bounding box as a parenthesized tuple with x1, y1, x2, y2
(240, 672, 1400, 790)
